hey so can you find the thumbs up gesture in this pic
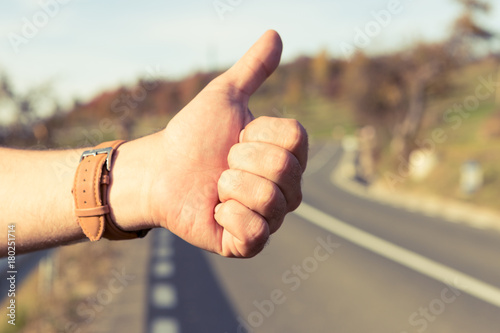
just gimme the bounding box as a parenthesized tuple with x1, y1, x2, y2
(112, 30, 308, 257)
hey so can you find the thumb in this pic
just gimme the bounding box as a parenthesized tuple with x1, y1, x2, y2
(223, 30, 283, 97)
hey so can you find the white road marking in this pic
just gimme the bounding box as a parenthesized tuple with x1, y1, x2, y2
(156, 247, 174, 258)
(294, 202, 500, 308)
(151, 318, 180, 333)
(152, 283, 178, 308)
(149, 231, 180, 333)
(154, 261, 175, 278)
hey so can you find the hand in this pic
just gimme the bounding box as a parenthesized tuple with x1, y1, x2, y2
(122, 30, 308, 257)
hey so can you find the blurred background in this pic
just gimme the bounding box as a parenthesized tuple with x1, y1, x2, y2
(1, 0, 500, 332)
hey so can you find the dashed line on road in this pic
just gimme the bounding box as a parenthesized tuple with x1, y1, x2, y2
(148, 229, 180, 333)
(152, 283, 178, 308)
(154, 261, 175, 278)
(155, 246, 174, 258)
(151, 318, 180, 333)
(294, 202, 500, 308)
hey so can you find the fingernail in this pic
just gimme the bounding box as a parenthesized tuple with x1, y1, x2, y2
(239, 129, 245, 143)
(214, 203, 222, 214)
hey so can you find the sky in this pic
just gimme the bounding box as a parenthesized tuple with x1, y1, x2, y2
(0, 0, 499, 122)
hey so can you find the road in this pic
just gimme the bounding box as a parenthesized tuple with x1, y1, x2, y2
(145, 141, 500, 333)
(0, 249, 52, 303)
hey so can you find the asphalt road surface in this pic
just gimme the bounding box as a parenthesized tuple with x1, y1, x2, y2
(147, 142, 500, 333)
(0, 249, 52, 304)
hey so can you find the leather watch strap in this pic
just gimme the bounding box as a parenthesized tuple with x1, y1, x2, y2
(72, 140, 150, 241)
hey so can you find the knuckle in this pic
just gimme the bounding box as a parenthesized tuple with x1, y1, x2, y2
(285, 119, 307, 151)
(288, 188, 303, 212)
(228, 143, 252, 162)
(245, 117, 269, 141)
(225, 169, 243, 192)
(256, 126, 274, 143)
(242, 218, 269, 257)
(290, 159, 303, 184)
(258, 182, 286, 218)
(238, 143, 258, 162)
(267, 149, 290, 176)
(249, 216, 269, 242)
(257, 181, 278, 209)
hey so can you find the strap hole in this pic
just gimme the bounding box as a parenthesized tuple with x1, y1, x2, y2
(84, 201, 87, 204)
(83, 190, 86, 193)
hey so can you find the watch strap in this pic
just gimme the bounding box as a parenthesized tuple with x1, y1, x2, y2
(72, 140, 149, 241)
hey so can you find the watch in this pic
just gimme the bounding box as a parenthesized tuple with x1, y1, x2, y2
(72, 140, 150, 241)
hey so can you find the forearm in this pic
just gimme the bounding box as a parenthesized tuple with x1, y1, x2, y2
(0, 135, 159, 256)
(0, 147, 86, 255)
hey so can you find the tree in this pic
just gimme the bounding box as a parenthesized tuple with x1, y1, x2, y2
(346, 0, 496, 162)
(343, 51, 407, 134)
(391, 0, 496, 157)
(311, 49, 330, 92)
(453, 0, 493, 40)
(390, 43, 456, 157)
(450, 0, 496, 60)
(0, 71, 59, 146)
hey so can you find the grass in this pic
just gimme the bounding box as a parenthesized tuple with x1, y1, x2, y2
(381, 58, 500, 212)
(0, 241, 119, 333)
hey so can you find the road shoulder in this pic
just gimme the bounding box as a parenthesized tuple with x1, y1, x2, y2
(331, 149, 500, 233)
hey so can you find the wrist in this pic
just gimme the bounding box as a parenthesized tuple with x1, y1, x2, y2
(108, 136, 159, 231)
